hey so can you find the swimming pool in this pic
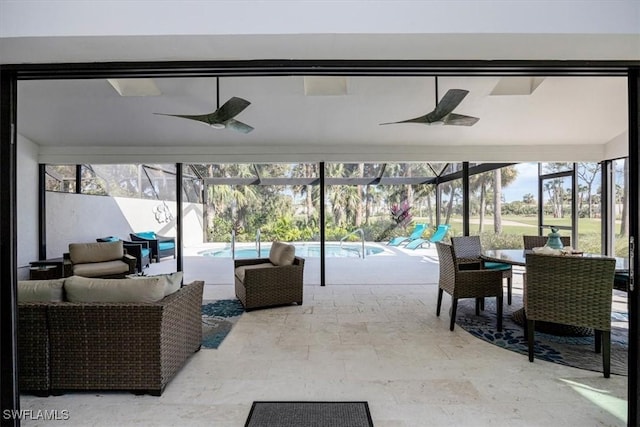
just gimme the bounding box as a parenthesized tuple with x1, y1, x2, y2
(200, 243, 385, 258)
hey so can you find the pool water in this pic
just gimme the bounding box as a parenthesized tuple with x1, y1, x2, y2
(200, 243, 385, 258)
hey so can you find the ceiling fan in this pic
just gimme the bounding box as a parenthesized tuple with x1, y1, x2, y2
(380, 77, 479, 127)
(154, 77, 254, 133)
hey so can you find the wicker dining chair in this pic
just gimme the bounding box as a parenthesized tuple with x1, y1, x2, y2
(450, 235, 513, 305)
(524, 253, 616, 377)
(523, 235, 571, 250)
(435, 242, 504, 331)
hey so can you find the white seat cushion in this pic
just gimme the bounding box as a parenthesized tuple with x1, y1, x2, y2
(72, 260, 129, 277)
(235, 263, 276, 282)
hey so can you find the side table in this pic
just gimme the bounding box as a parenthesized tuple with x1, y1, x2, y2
(29, 258, 67, 280)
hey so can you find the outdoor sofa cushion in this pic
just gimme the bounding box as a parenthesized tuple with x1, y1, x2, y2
(235, 263, 277, 282)
(156, 271, 183, 296)
(159, 241, 175, 251)
(64, 275, 165, 303)
(72, 260, 131, 278)
(128, 271, 184, 296)
(18, 279, 65, 302)
(269, 242, 295, 266)
(68, 240, 124, 264)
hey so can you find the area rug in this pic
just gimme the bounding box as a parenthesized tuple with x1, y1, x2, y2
(455, 294, 628, 376)
(245, 401, 373, 427)
(201, 299, 244, 349)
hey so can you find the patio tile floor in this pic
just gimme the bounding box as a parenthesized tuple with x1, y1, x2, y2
(19, 248, 627, 426)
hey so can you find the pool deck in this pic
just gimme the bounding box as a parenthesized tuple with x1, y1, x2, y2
(147, 241, 441, 288)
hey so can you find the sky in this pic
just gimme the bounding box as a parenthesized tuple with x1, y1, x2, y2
(502, 163, 539, 203)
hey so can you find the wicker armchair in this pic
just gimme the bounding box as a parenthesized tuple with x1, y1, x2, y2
(65, 241, 136, 278)
(523, 235, 571, 249)
(130, 231, 176, 262)
(97, 236, 151, 273)
(435, 242, 504, 331)
(234, 242, 304, 311)
(524, 253, 616, 377)
(450, 235, 513, 305)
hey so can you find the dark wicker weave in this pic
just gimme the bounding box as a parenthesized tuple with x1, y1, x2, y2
(234, 257, 305, 311)
(522, 235, 571, 249)
(450, 235, 513, 305)
(18, 304, 51, 394)
(524, 254, 616, 377)
(18, 281, 204, 395)
(435, 243, 504, 331)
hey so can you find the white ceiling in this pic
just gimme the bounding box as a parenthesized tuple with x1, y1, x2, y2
(17, 75, 628, 162)
(2, 1, 638, 164)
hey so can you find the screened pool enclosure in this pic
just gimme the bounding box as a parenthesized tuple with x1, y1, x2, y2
(41, 160, 629, 285)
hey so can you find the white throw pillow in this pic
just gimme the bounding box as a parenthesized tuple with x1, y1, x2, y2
(64, 275, 165, 303)
(161, 271, 183, 296)
(68, 240, 124, 264)
(18, 279, 65, 302)
(127, 271, 183, 296)
(268, 242, 296, 266)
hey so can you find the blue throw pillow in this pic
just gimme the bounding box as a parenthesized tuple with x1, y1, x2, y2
(137, 231, 157, 240)
(102, 236, 120, 242)
(141, 248, 151, 257)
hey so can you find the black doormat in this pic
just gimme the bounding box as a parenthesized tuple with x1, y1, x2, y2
(245, 401, 373, 427)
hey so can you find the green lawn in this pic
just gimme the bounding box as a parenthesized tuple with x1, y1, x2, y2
(414, 214, 621, 254)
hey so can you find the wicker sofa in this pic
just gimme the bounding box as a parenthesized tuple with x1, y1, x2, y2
(18, 278, 203, 396)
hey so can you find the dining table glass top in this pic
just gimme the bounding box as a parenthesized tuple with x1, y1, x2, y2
(481, 249, 629, 272)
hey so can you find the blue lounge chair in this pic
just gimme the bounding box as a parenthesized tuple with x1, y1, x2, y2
(405, 224, 451, 249)
(387, 223, 427, 246)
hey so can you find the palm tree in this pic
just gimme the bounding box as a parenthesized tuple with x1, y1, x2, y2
(363, 184, 383, 225)
(205, 164, 258, 240)
(469, 172, 489, 233)
(291, 163, 318, 225)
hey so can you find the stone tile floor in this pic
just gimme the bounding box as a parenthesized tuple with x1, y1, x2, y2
(20, 276, 627, 426)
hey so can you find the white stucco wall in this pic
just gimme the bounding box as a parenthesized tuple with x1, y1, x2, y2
(16, 134, 39, 277)
(45, 192, 204, 259)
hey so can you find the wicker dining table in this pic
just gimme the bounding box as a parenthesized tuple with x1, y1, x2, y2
(481, 249, 628, 272)
(480, 249, 628, 336)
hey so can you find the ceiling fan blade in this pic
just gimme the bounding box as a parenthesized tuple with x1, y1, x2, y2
(225, 119, 254, 134)
(211, 96, 251, 123)
(444, 113, 479, 126)
(380, 114, 430, 125)
(380, 84, 477, 127)
(153, 112, 214, 125)
(426, 89, 469, 122)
